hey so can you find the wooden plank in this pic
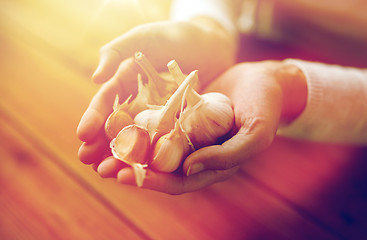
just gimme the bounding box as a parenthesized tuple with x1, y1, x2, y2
(240, 137, 367, 239)
(0, 117, 147, 240)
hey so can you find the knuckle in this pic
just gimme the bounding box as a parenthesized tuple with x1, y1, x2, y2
(99, 44, 110, 54)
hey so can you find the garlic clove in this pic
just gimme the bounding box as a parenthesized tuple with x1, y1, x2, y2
(105, 95, 134, 140)
(150, 122, 190, 172)
(110, 124, 151, 187)
(111, 125, 151, 164)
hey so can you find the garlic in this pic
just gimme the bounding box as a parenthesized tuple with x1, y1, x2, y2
(134, 52, 177, 102)
(134, 70, 198, 143)
(180, 92, 234, 149)
(105, 95, 134, 140)
(151, 121, 191, 172)
(104, 53, 236, 187)
(110, 124, 151, 187)
(168, 61, 234, 149)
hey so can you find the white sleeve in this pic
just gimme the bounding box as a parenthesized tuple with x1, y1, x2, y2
(170, 0, 242, 36)
(277, 59, 367, 145)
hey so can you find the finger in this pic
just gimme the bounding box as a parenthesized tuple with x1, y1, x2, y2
(91, 163, 99, 172)
(183, 118, 277, 176)
(78, 130, 110, 165)
(92, 47, 121, 84)
(91, 25, 149, 84)
(77, 81, 118, 142)
(117, 167, 239, 195)
(77, 58, 138, 142)
(97, 156, 128, 178)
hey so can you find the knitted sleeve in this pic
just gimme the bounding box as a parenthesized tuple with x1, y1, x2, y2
(277, 59, 367, 144)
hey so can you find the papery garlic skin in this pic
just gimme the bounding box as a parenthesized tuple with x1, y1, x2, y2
(127, 74, 156, 117)
(105, 110, 134, 140)
(151, 123, 190, 172)
(105, 95, 134, 140)
(180, 92, 234, 149)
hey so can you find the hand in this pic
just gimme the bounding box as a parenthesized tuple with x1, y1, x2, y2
(77, 19, 236, 179)
(91, 18, 236, 86)
(113, 61, 307, 194)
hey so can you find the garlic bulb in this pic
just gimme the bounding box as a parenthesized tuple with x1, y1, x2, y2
(134, 52, 177, 101)
(151, 122, 190, 172)
(168, 61, 234, 149)
(134, 70, 198, 143)
(110, 124, 151, 187)
(105, 95, 134, 140)
(180, 92, 234, 149)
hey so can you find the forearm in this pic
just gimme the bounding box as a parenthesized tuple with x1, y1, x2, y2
(277, 60, 367, 144)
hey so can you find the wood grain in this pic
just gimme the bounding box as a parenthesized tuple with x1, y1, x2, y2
(1, 0, 366, 239)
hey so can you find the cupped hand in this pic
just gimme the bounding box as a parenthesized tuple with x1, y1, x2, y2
(112, 61, 307, 194)
(77, 19, 236, 176)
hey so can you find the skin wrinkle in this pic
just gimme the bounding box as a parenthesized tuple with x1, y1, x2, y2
(241, 116, 260, 135)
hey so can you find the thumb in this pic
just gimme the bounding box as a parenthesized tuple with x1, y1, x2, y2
(183, 117, 276, 176)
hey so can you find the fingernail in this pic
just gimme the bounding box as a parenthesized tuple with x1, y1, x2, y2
(187, 163, 204, 176)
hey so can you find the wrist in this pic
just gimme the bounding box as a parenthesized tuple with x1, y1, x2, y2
(275, 61, 307, 125)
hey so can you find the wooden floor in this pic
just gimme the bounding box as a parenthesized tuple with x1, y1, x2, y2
(1, 1, 367, 239)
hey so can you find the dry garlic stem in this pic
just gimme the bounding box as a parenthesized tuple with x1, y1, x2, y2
(167, 60, 201, 107)
(151, 121, 190, 172)
(134, 70, 198, 143)
(105, 95, 134, 140)
(110, 125, 151, 187)
(134, 52, 177, 101)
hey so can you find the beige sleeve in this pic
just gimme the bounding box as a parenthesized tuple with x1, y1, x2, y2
(277, 59, 367, 145)
(170, 0, 243, 36)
